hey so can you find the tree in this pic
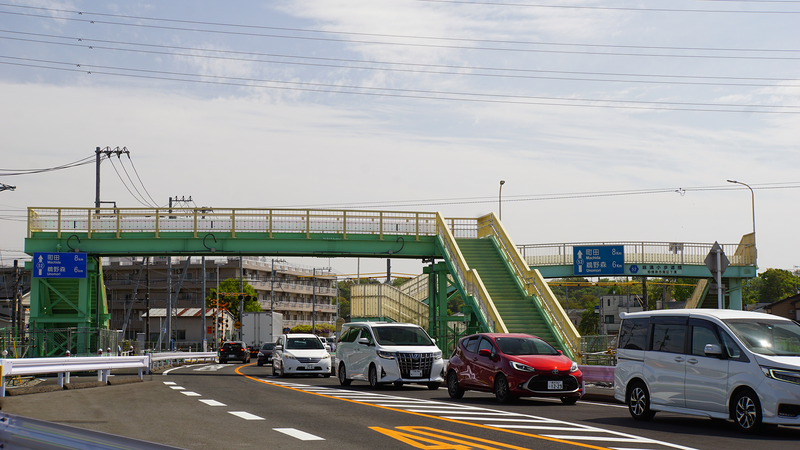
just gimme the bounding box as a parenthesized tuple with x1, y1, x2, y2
(207, 277, 259, 320)
(577, 308, 598, 335)
(758, 268, 797, 303)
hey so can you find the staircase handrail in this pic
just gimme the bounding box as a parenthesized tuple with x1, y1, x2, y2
(476, 214, 581, 360)
(436, 213, 507, 333)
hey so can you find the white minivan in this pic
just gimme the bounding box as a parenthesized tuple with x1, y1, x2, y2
(614, 309, 800, 433)
(336, 322, 445, 389)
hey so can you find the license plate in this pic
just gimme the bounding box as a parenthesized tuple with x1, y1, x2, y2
(410, 369, 422, 378)
(305, 364, 315, 370)
(548, 380, 563, 390)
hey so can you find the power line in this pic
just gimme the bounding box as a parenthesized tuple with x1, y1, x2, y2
(0, 154, 101, 176)
(270, 182, 800, 210)
(2, 7, 800, 57)
(2, 57, 798, 114)
(3, 31, 800, 88)
(412, 0, 800, 14)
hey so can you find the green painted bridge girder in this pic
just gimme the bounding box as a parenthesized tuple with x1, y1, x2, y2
(535, 263, 757, 280)
(25, 232, 443, 259)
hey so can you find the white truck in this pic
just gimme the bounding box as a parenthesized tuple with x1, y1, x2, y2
(240, 312, 284, 359)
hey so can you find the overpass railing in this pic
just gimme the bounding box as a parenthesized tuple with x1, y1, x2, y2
(518, 240, 755, 267)
(28, 207, 439, 240)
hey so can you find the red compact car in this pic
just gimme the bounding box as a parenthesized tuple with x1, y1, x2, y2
(446, 333, 583, 404)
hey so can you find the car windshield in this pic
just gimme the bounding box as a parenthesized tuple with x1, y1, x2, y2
(724, 318, 800, 356)
(261, 343, 275, 350)
(374, 326, 434, 346)
(286, 337, 324, 350)
(495, 337, 559, 356)
(222, 342, 242, 351)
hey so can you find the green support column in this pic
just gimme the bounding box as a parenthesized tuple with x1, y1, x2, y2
(728, 278, 743, 310)
(437, 264, 449, 336)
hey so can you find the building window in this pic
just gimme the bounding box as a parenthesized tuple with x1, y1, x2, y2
(604, 315, 615, 324)
(175, 330, 186, 340)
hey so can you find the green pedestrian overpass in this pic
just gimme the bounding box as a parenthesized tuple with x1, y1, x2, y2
(24, 207, 757, 361)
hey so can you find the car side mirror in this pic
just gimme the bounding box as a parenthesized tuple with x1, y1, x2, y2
(274, 345, 282, 351)
(357, 337, 370, 345)
(704, 343, 723, 357)
(557, 350, 563, 354)
(478, 349, 491, 357)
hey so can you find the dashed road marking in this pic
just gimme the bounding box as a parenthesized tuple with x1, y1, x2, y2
(274, 428, 325, 441)
(199, 399, 226, 406)
(229, 411, 265, 420)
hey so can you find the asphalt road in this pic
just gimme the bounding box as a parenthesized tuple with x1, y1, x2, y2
(2, 362, 799, 450)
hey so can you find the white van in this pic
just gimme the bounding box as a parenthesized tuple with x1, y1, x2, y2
(614, 309, 800, 433)
(336, 322, 445, 389)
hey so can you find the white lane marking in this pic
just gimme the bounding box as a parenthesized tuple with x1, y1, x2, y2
(256, 380, 699, 450)
(180, 391, 202, 396)
(229, 411, 265, 420)
(169, 386, 185, 390)
(199, 399, 226, 406)
(163, 381, 176, 385)
(194, 365, 227, 371)
(274, 428, 325, 441)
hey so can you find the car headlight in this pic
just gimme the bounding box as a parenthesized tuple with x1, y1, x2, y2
(510, 361, 536, 372)
(433, 351, 442, 360)
(283, 353, 296, 360)
(570, 362, 578, 373)
(762, 366, 800, 385)
(378, 350, 395, 359)
(258, 352, 264, 357)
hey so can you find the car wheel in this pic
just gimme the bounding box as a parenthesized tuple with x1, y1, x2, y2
(271, 364, 277, 376)
(427, 382, 441, 390)
(368, 364, 380, 388)
(561, 396, 578, 405)
(323, 373, 331, 378)
(494, 374, 513, 403)
(447, 371, 464, 399)
(338, 362, 351, 386)
(221, 359, 227, 364)
(627, 381, 656, 421)
(257, 361, 263, 367)
(732, 389, 763, 433)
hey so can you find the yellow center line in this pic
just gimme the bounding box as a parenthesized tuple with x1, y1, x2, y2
(234, 366, 612, 450)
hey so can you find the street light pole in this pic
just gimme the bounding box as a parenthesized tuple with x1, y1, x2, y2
(727, 179, 757, 267)
(499, 180, 506, 221)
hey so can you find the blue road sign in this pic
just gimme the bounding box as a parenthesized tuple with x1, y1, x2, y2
(573, 245, 624, 276)
(33, 252, 88, 279)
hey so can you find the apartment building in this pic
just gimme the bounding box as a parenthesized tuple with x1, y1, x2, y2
(102, 256, 338, 343)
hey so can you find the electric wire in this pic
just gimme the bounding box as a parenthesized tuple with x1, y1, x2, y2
(114, 154, 157, 208)
(125, 153, 160, 208)
(2, 57, 797, 113)
(2, 6, 800, 57)
(412, 0, 800, 14)
(0, 155, 100, 176)
(3, 31, 800, 88)
(105, 156, 152, 208)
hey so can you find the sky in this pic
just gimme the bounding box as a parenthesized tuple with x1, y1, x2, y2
(1, 0, 799, 279)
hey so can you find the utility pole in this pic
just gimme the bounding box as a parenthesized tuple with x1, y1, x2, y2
(95, 146, 128, 211)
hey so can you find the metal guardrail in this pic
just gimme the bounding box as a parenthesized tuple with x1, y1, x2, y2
(0, 352, 217, 396)
(0, 411, 183, 449)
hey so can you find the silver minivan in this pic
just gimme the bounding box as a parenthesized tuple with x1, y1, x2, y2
(614, 309, 800, 433)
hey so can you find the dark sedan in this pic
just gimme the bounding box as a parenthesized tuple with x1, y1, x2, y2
(256, 342, 275, 366)
(446, 333, 583, 404)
